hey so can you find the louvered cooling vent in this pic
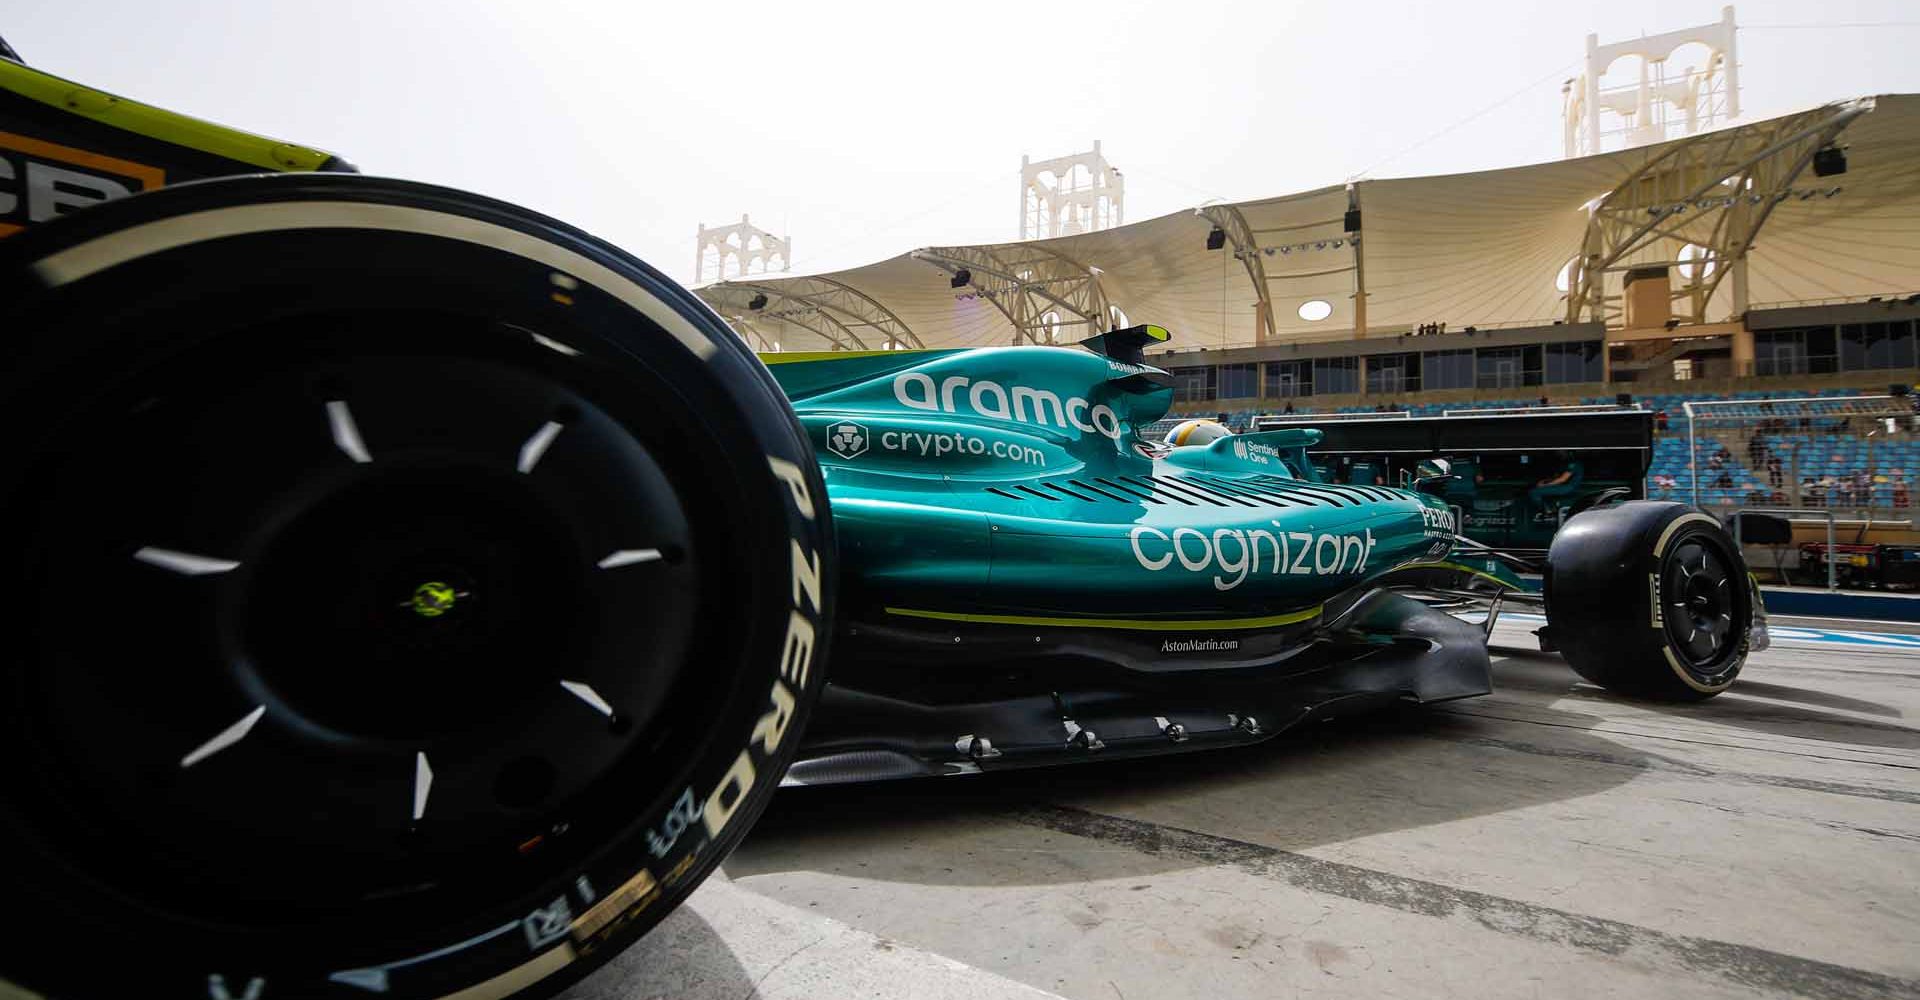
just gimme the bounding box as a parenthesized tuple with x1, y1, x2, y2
(986, 475, 1405, 507)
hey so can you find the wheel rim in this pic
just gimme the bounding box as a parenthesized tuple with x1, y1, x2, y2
(1662, 536, 1739, 672)
(9, 313, 710, 929)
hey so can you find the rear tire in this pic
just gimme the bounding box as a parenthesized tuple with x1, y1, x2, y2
(0, 174, 832, 1000)
(1545, 501, 1749, 701)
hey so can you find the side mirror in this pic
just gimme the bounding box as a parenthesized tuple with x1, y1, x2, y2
(1413, 458, 1454, 494)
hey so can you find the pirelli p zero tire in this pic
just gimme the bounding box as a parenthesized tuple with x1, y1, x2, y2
(1545, 501, 1749, 701)
(0, 174, 833, 1000)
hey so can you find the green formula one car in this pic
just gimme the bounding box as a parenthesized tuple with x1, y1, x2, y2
(0, 41, 1767, 1000)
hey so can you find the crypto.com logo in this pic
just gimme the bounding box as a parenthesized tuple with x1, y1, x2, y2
(825, 420, 869, 460)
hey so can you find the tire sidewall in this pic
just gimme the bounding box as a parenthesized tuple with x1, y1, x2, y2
(0, 174, 833, 999)
(1547, 501, 1749, 698)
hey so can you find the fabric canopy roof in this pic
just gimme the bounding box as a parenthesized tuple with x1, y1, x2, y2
(700, 95, 1920, 355)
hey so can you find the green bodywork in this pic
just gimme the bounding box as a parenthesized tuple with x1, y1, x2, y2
(764, 346, 1463, 630)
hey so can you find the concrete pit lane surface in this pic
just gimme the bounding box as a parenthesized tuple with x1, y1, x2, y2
(563, 620, 1920, 1000)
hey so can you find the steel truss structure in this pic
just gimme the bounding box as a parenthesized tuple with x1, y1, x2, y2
(913, 244, 1115, 346)
(1196, 203, 1277, 343)
(1566, 99, 1871, 327)
(697, 276, 923, 352)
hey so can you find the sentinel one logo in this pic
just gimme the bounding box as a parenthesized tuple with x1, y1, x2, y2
(893, 373, 1123, 440)
(1131, 523, 1376, 591)
(825, 420, 869, 460)
(1231, 439, 1280, 464)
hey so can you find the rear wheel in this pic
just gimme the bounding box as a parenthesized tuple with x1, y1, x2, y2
(1544, 501, 1749, 700)
(0, 174, 832, 1000)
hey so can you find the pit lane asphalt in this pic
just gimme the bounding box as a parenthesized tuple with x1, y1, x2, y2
(565, 624, 1920, 1000)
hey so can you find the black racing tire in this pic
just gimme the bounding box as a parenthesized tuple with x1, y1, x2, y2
(1544, 501, 1749, 701)
(0, 174, 833, 1000)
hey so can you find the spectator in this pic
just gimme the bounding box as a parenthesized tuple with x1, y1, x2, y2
(1538, 395, 1549, 407)
(1708, 452, 1724, 471)
(1894, 473, 1912, 508)
(1714, 445, 1732, 464)
(1766, 454, 1783, 488)
(1655, 409, 1670, 432)
(1713, 470, 1734, 489)
(1803, 477, 1825, 507)
(1747, 434, 1767, 466)
(1283, 401, 1295, 415)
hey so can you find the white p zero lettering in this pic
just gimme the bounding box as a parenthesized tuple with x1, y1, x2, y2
(894, 373, 1123, 440)
(704, 458, 825, 840)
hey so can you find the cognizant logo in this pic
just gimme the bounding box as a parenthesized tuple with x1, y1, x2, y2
(893, 373, 1123, 440)
(878, 430, 1046, 466)
(1130, 523, 1376, 591)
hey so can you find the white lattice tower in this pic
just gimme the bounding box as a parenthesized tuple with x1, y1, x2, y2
(1563, 6, 1741, 159)
(1020, 141, 1124, 241)
(695, 214, 791, 284)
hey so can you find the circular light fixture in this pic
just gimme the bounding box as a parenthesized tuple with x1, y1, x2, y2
(1555, 257, 1579, 293)
(1298, 300, 1333, 322)
(1678, 243, 1717, 281)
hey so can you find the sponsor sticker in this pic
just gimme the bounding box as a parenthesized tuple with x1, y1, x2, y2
(894, 372, 1124, 440)
(1130, 522, 1376, 591)
(1418, 505, 1457, 538)
(876, 428, 1046, 466)
(823, 420, 1047, 467)
(825, 420, 868, 460)
(1160, 638, 1240, 653)
(0, 131, 165, 238)
(1231, 438, 1281, 465)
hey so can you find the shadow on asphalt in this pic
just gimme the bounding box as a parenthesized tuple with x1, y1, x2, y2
(557, 900, 755, 1000)
(1487, 655, 1920, 750)
(727, 703, 1651, 888)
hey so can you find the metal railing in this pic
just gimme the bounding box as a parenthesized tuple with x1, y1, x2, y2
(1446, 403, 1642, 417)
(1682, 393, 1913, 509)
(1254, 411, 1410, 427)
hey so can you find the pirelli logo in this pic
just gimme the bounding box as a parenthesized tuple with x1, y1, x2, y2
(0, 130, 165, 237)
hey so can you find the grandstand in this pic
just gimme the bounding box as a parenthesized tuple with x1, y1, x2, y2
(700, 90, 1919, 523)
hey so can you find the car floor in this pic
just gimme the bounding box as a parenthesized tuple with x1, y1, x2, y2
(564, 621, 1920, 1000)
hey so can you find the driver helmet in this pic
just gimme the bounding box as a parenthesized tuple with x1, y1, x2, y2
(1164, 418, 1231, 448)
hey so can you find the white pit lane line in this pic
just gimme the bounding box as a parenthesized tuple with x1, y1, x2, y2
(1462, 610, 1920, 652)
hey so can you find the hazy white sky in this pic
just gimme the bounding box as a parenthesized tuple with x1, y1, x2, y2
(11, 1, 1920, 285)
